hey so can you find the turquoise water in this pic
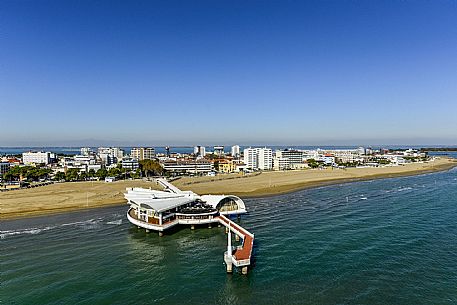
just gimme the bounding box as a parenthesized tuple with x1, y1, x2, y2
(2, 167, 457, 305)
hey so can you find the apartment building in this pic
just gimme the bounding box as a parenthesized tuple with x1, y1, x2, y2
(243, 147, 273, 170)
(131, 147, 155, 161)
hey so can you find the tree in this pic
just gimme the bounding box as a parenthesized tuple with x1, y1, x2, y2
(79, 172, 87, 181)
(131, 168, 141, 179)
(108, 167, 121, 177)
(88, 169, 96, 178)
(139, 159, 164, 177)
(307, 159, 319, 169)
(54, 172, 65, 181)
(65, 168, 80, 181)
(96, 169, 108, 180)
(3, 166, 51, 182)
(205, 153, 218, 160)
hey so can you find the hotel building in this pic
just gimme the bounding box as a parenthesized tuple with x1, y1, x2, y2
(97, 147, 124, 165)
(231, 145, 241, 158)
(131, 147, 155, 161)
(121, 158, 140, 171)
(22, 151, 53, 165)
(243, 147, 273, 170)
(80, 147, 92, 156)
(162, 160, 213, 174)
(213, 146, 225, 156)
(273, 149, 305, 170)
(193, 146, 206, 157)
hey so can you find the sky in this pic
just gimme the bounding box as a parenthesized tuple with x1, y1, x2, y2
(1, 0, 457, 147)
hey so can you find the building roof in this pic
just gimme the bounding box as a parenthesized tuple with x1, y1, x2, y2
(129, 195, 196, 212)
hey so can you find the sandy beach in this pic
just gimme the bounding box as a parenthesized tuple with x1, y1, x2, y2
(1, 157, 456, 220)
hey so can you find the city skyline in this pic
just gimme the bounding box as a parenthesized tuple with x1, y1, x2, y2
(2, 1, 457, 146)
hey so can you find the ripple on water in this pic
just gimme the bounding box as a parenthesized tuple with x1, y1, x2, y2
(2, 168, 457, 304)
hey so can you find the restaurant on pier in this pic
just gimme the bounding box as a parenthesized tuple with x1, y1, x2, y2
(124, 178, 254, 274)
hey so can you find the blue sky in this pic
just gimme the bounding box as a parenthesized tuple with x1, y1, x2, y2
(1, 1, 456, 146)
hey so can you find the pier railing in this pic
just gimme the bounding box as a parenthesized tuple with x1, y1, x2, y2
(217, 214, 254, 267)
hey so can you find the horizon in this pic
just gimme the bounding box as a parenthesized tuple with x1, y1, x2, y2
(2, 1, 457, 145)
(0, 143, 457, 149)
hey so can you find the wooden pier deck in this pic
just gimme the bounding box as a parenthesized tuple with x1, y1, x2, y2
(217, 215, 254, 266)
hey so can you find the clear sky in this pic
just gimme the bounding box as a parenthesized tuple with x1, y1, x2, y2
(1, 0, 456, 146)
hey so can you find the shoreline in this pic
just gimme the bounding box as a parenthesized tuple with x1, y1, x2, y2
(232, 160, 457, 199)
(1, 158, 456, 221)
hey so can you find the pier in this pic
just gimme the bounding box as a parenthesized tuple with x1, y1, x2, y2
(127, 208, 254, 274)
(124, 179, 254, 274)
(217, 214, 254, 274)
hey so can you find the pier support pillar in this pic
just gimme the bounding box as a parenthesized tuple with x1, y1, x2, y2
(218, 223, 221, 228)
(235, 235, 240, 242)
(226, 263, 233, 273)
(158, 232, 163, 237)
(191, 225, 195, 230)
(145, 229, 150, 233)
(225, 227, 229, 234)
(242, 266, 248, 275)
(137, 226, 141, 229)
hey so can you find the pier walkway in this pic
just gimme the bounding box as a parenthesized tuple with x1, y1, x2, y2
(217, 215, 254, 270)
(127, 208, 254, 273)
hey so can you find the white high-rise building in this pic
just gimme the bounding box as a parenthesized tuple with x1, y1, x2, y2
(97, 147, 125, 165)
(22, 151, 52, 165)
(213, 146, 224, 156)
(243, 147, 273, 170)
(231, 145, 240, 158)
(193, 146, 206, 157)
(110, 147, 124, 159)
(80, 147, 91, 156)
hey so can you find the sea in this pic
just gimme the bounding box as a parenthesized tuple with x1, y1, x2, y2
(1, 152, 457, 304)
(2, 145, 456, 156)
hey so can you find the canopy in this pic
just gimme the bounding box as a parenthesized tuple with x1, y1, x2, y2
(130, 196, 196, 213)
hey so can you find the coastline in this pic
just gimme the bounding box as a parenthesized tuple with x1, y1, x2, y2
(1, 157, 456, 220)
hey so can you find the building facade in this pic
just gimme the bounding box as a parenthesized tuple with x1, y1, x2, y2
(193, 146, 206, 157)
(80, 147, 92, 156)
(121, 158, 140, 171)
(213, 146, 225, 156)
(218, 160, 236, 173)
(243, 147, 273, 170)
(162, 160, 212, 174)
(231, 145, 240, 158)
(22, 151, 52, 165)
(0, 162, 10, 176)
(131, 147, 155, 161)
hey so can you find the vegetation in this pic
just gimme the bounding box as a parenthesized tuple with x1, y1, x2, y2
(336, 161, 362, 167)
(139, 159, 164, 177)
(306, 159, 320, 169)
(96, 169, 108, 179)
(2, 166, 52, 182)
(377, 159, 391, 165)
(55, 171, 65, 181)
(204, 153, 218, 160)
(404, 156, 428, 162)
(64, 168, 81, 181)
(213, 160, 220, 171)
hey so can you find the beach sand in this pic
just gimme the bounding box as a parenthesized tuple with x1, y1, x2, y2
(1, 157, 456, 220)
